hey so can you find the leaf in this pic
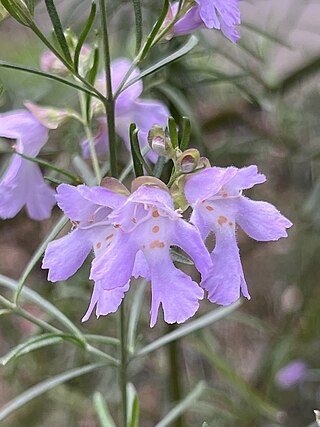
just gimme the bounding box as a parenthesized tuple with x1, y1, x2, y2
(15, 215, 69, 304)
(44, 0, 72, 63)
(180, 116, 190, 151)
(155, 381, 205, 427)
(170, 248, 193, 265)
(129, 123, 153, 176)
(0, 274, 85, 343)
(0, 333, 79, 366)
(127, 383, 140, 427)
(1, 0, 33, 26)
(168, 116, 179, 149)
(74, 1, 96, 72)
(127, 280, 147, 354)
(132, 0, 142, 54)
(135, 301, 241, 357)
(15, 152, 82, 183)
(85, 45, 100, 120)
(93, 392, 116, 427)
(122, 35, 199, 93)
(0, 363, 104, 422)
(0, 60, 97, 97)
(0, 3, 9, 21)
(140, 0, 169, 60)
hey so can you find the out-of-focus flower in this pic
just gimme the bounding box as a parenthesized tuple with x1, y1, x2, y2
(40, 44, 92, 75)
(275, 360, 308, 389)
(184, 165, 292, 305)
(0, 110, 55, 220)
(172, 0, 241, 43)
(82, 58, 169, 163)
(90, 177, 212, 327)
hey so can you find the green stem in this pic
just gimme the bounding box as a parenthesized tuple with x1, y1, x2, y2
(99, 0, 117, 178)
(167, 324, 183, 427)
(79, 92, 102, 184)
(120, 303, 128, 427)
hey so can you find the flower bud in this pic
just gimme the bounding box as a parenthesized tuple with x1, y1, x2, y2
(176, 148, 200, 173)
(131, 176, 169, 193)
(148, 125, 173, 158)
(101, 177, 130, 196)
(170, 175, 189, 212)
(1, 0, 33, 26)
(24, 101, 73, 129)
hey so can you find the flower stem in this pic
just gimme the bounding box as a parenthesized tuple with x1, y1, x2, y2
(99, 0, 117, 178)
(167, 324, 183, 427)
(120, 303, 128, 427)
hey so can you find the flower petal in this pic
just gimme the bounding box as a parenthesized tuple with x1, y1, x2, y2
(225, 165, 266, 193)
(202, 226, 250, 305)
(147, 251, 204, 327)
(171, 218, 212, 277)
(132, 250, 151, 281)
(82, 281, 129, 322)
(196, 0, 220, 29)
(90, 233, 138, 290)
(173, 5, 204, 35)
(42, 229, 92, 282)
(237, 196, 293, 241)
(56, 184, 97, 222)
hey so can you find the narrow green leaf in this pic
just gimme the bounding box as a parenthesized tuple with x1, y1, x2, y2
(132, 0, 142, 54)
(1, 0, 33, 26)
(135, 301, 241, 358)
(0, 274, 85, 343)
(127, 383, 140, 427)
(168, 117, 178, 149)
(0, 333, 80, 366)
(0, 60, 97, 97)
(93, 392, 116, 427)
(44, 0, 72, 63)
(74, 1, 96, 72)
(15, 215, 69, 304)
(0, 363, 104, 422)
(122, 36, 199, 94)
(26, 0, 34, 15)
(155, 382, 205, 427)
(140, 0, 169, 60)
(170, 248, 193, 266)
(15, 152, 82, 183)
(153, 156, 166, 179)
(180, 116, 190, 151)
(85, 334, 120, 346)
(130, 123, 144, 177)
(127, 280, 147, 354)
(86, 45, 100, 120)
(0, 4, 9, 21)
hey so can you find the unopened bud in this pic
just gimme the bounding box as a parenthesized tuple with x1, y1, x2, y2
(131, 176, 169, 193)
(148, 125, 173, 158)
(1, 0, 33, 26)
(170, 175, 189, 212)
(176, 148, 200, 173)
(40, 51, 68, 75)
(24, 101, 74, 129)
(101, 177, 130, 196)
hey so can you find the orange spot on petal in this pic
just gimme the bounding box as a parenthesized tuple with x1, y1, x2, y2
(132, 217, 137, 224)
(152, 210, 160, 218)
(218, 216, 228, 226)
(206, 205, 214, 212)
(106, 234, 114, 240)
(96, 242, 102, 249)
(152, 225, 160, 233)
(149, 239, 165, 249)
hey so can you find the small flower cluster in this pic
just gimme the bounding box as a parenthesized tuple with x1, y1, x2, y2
(41, 138, 292, 326)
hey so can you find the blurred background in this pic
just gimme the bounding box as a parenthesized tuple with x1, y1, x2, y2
(0, 0, 320, 426)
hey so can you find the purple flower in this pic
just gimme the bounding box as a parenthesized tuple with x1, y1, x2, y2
(184, 165, 292, 305)
(90, 178, 212, 327)
(0, 110, 56, 220)
(172, 0, 241, 43)
(82, 58, 169, 163)
(42, 182, 135, 320)
(275, 360, 307, 389)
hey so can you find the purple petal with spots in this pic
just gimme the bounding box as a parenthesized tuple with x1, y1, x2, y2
(184, 166, 238, 205)
(42, 229, 92, 282)
(146, 251, 204, 327)
(202, 227, 250, 304)
(237, 196, 293, 241)
(82, 281, 130, 322)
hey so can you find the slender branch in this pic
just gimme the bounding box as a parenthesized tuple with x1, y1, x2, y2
(99, 0, 117, 178)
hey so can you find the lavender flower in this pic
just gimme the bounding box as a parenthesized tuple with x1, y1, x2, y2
(184, 165, 292, 305)
(0, 110, 55, 220)
(90, 177, 212, 327)
(42, 181, 135, 320)
(275, 360, 307, 389)
(81, 58, 169, 162)
(172, 0, 241, 43)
